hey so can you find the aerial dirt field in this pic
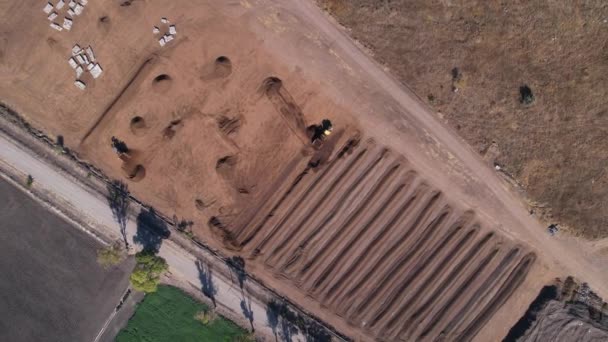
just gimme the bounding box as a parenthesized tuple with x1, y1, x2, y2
(317, 0, 608, 240)
(1, 0, 608, 341)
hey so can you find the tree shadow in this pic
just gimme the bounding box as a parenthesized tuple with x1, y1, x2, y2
(266, 301, 280, 342)
(196, 260, 218, 308)
(227, 256, 247, 291)
(266, 300, 299, 342)
(134, 207, 170, 253)
(106, 180, 130, 248)
(266, 299, 332, 342)
(240, 295, 255, 332)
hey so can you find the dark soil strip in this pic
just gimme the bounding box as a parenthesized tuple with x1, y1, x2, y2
(348, 207, 451, 320)
(246, 144, 364, 251)
(395, 232, 494, 338)
(416, 248, 500, 340)
(321, 175, 420, 303)
(336, 190, 442, 313)
(80, 57, 155, 144)
(457, 253, 537, 341)
(297, 161, 401, 278)
(442, 247, 522, 337)
(306, 179, 405, 293)
(369, 213, 474, 327)
(237, 135, 359, 244)
(271, 148, 390, 269)
(263, 146, 371, 266)
(383, 227, 480, 334)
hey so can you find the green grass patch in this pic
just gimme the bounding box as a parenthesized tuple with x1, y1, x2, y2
(116, 285, 248, 342)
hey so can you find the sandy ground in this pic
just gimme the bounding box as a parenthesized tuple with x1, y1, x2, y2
(0, 178, 133, 342)
(2, 0, 608, 341)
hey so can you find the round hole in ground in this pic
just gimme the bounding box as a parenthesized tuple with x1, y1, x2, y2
(129, 116, 147, 136)
(152, 74, 172, 93)
(262, 76, 282, 93)
(213, 56, 232, 78)
(128, 164, 146, 182)
(195, 199, 205, 211)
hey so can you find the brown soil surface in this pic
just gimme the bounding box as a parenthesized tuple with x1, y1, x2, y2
(2, 1, 608, 341)
(317, 0, 608, 239)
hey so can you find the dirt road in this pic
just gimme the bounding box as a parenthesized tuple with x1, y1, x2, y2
(0, 132, 306, 342)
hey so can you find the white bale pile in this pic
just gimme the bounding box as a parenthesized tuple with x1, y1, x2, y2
(154, 18, 177, 47)
(46, 0, 88, 33)
(68, 44, 103, 89)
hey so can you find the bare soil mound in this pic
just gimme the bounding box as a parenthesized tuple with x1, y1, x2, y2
(129, 116, 146, 136)
(214, 56, 232, 78)
(151, 74, 172, 94)
(162, 119, 182, 140)
(121, 162, 146, 182)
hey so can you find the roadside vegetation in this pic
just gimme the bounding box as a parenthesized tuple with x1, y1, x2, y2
(116, 285, 249, 342)
(25, 174, 34, 188)
(97, 242, 126, 268)
(129, 250, 168, 293)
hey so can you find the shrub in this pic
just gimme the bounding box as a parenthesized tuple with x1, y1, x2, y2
(130, 250, 168, 293)
(97, 242, 125, 268)
(194, 310, 218, 325)
(26, 175, 34, 188)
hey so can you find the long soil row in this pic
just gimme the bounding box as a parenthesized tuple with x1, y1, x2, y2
(227, 138, 536, 340)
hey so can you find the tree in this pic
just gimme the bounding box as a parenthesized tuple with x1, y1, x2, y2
(26, 175, 34, 188)
(194, 310, 218, 325)
(130, 250, 168, 293)
(520, 85, 534, 105)
(97, 242, 125, 268)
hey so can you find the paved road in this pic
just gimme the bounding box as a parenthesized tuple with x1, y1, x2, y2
(0, 133, 301, 341)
